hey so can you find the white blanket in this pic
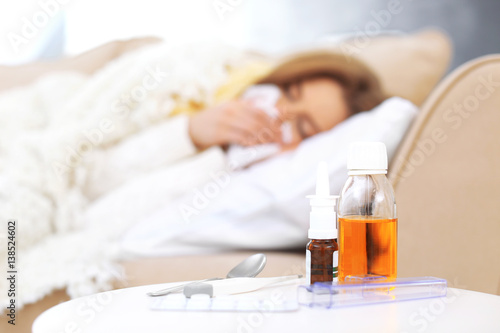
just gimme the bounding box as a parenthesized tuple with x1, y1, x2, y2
(0, 42, 248, 309)
(120, 97, 418, 257)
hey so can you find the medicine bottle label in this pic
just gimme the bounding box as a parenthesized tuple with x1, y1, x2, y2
(333, 251, 338, 282)
(306, 249, 311, 284)
(306, 248, 338, 284)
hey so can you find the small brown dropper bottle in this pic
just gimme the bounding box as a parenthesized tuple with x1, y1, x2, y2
(306, 161, 339, 285)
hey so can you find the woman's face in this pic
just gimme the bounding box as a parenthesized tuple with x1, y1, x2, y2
(276, 77, 349, 150)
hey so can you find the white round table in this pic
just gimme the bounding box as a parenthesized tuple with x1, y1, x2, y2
(33, 280, 500, 333)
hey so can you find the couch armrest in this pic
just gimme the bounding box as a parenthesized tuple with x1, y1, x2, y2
(390, 54, 500, 295)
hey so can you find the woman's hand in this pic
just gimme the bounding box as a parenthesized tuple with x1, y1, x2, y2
(188, 100, 282, 150)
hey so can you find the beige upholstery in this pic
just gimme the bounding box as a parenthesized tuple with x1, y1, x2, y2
(341, 29, 453, 106)
(390, 54, 500, 295)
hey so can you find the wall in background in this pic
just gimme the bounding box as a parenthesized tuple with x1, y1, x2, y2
(1, 0, 499, 70)
(240, 0, 500, 71)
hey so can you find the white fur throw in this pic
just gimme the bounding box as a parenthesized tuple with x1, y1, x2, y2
(0, 43, 248, 309)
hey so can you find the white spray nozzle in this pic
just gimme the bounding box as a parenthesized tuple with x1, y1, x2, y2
(315, 161, 330, 197)
(307, 161, 338, 239)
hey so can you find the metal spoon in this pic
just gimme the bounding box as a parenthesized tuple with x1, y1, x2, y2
(147, 253, 267, 297)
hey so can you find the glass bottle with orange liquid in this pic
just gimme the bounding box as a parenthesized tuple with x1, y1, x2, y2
(338, 142, 397, 282)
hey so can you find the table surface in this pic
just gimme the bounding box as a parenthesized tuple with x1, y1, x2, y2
(33, 279, 500, 333)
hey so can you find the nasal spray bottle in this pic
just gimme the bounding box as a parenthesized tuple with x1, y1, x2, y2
(337, 142, 397, 282)
(306, 161, 339, 285)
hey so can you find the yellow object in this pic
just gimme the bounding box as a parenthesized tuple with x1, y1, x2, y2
(170, 61, 273, 117)
(214, 61, 273, 103)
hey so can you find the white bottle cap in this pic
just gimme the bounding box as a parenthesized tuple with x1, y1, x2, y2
(307, 161, 338, 239)
(347, 142, 388, 175)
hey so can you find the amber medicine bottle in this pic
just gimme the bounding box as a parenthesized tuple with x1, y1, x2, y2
(338, 142, 397, 282)
(306, 161, 339, 285)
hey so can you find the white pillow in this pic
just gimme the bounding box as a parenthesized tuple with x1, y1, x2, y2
(251, 96, 417, 229)
(120, 97, 417, 256)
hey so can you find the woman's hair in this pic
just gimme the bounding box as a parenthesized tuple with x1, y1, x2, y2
(285, 72, 386, 116)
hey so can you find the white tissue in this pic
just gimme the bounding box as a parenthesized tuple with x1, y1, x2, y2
(226, 84, 291, 169)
